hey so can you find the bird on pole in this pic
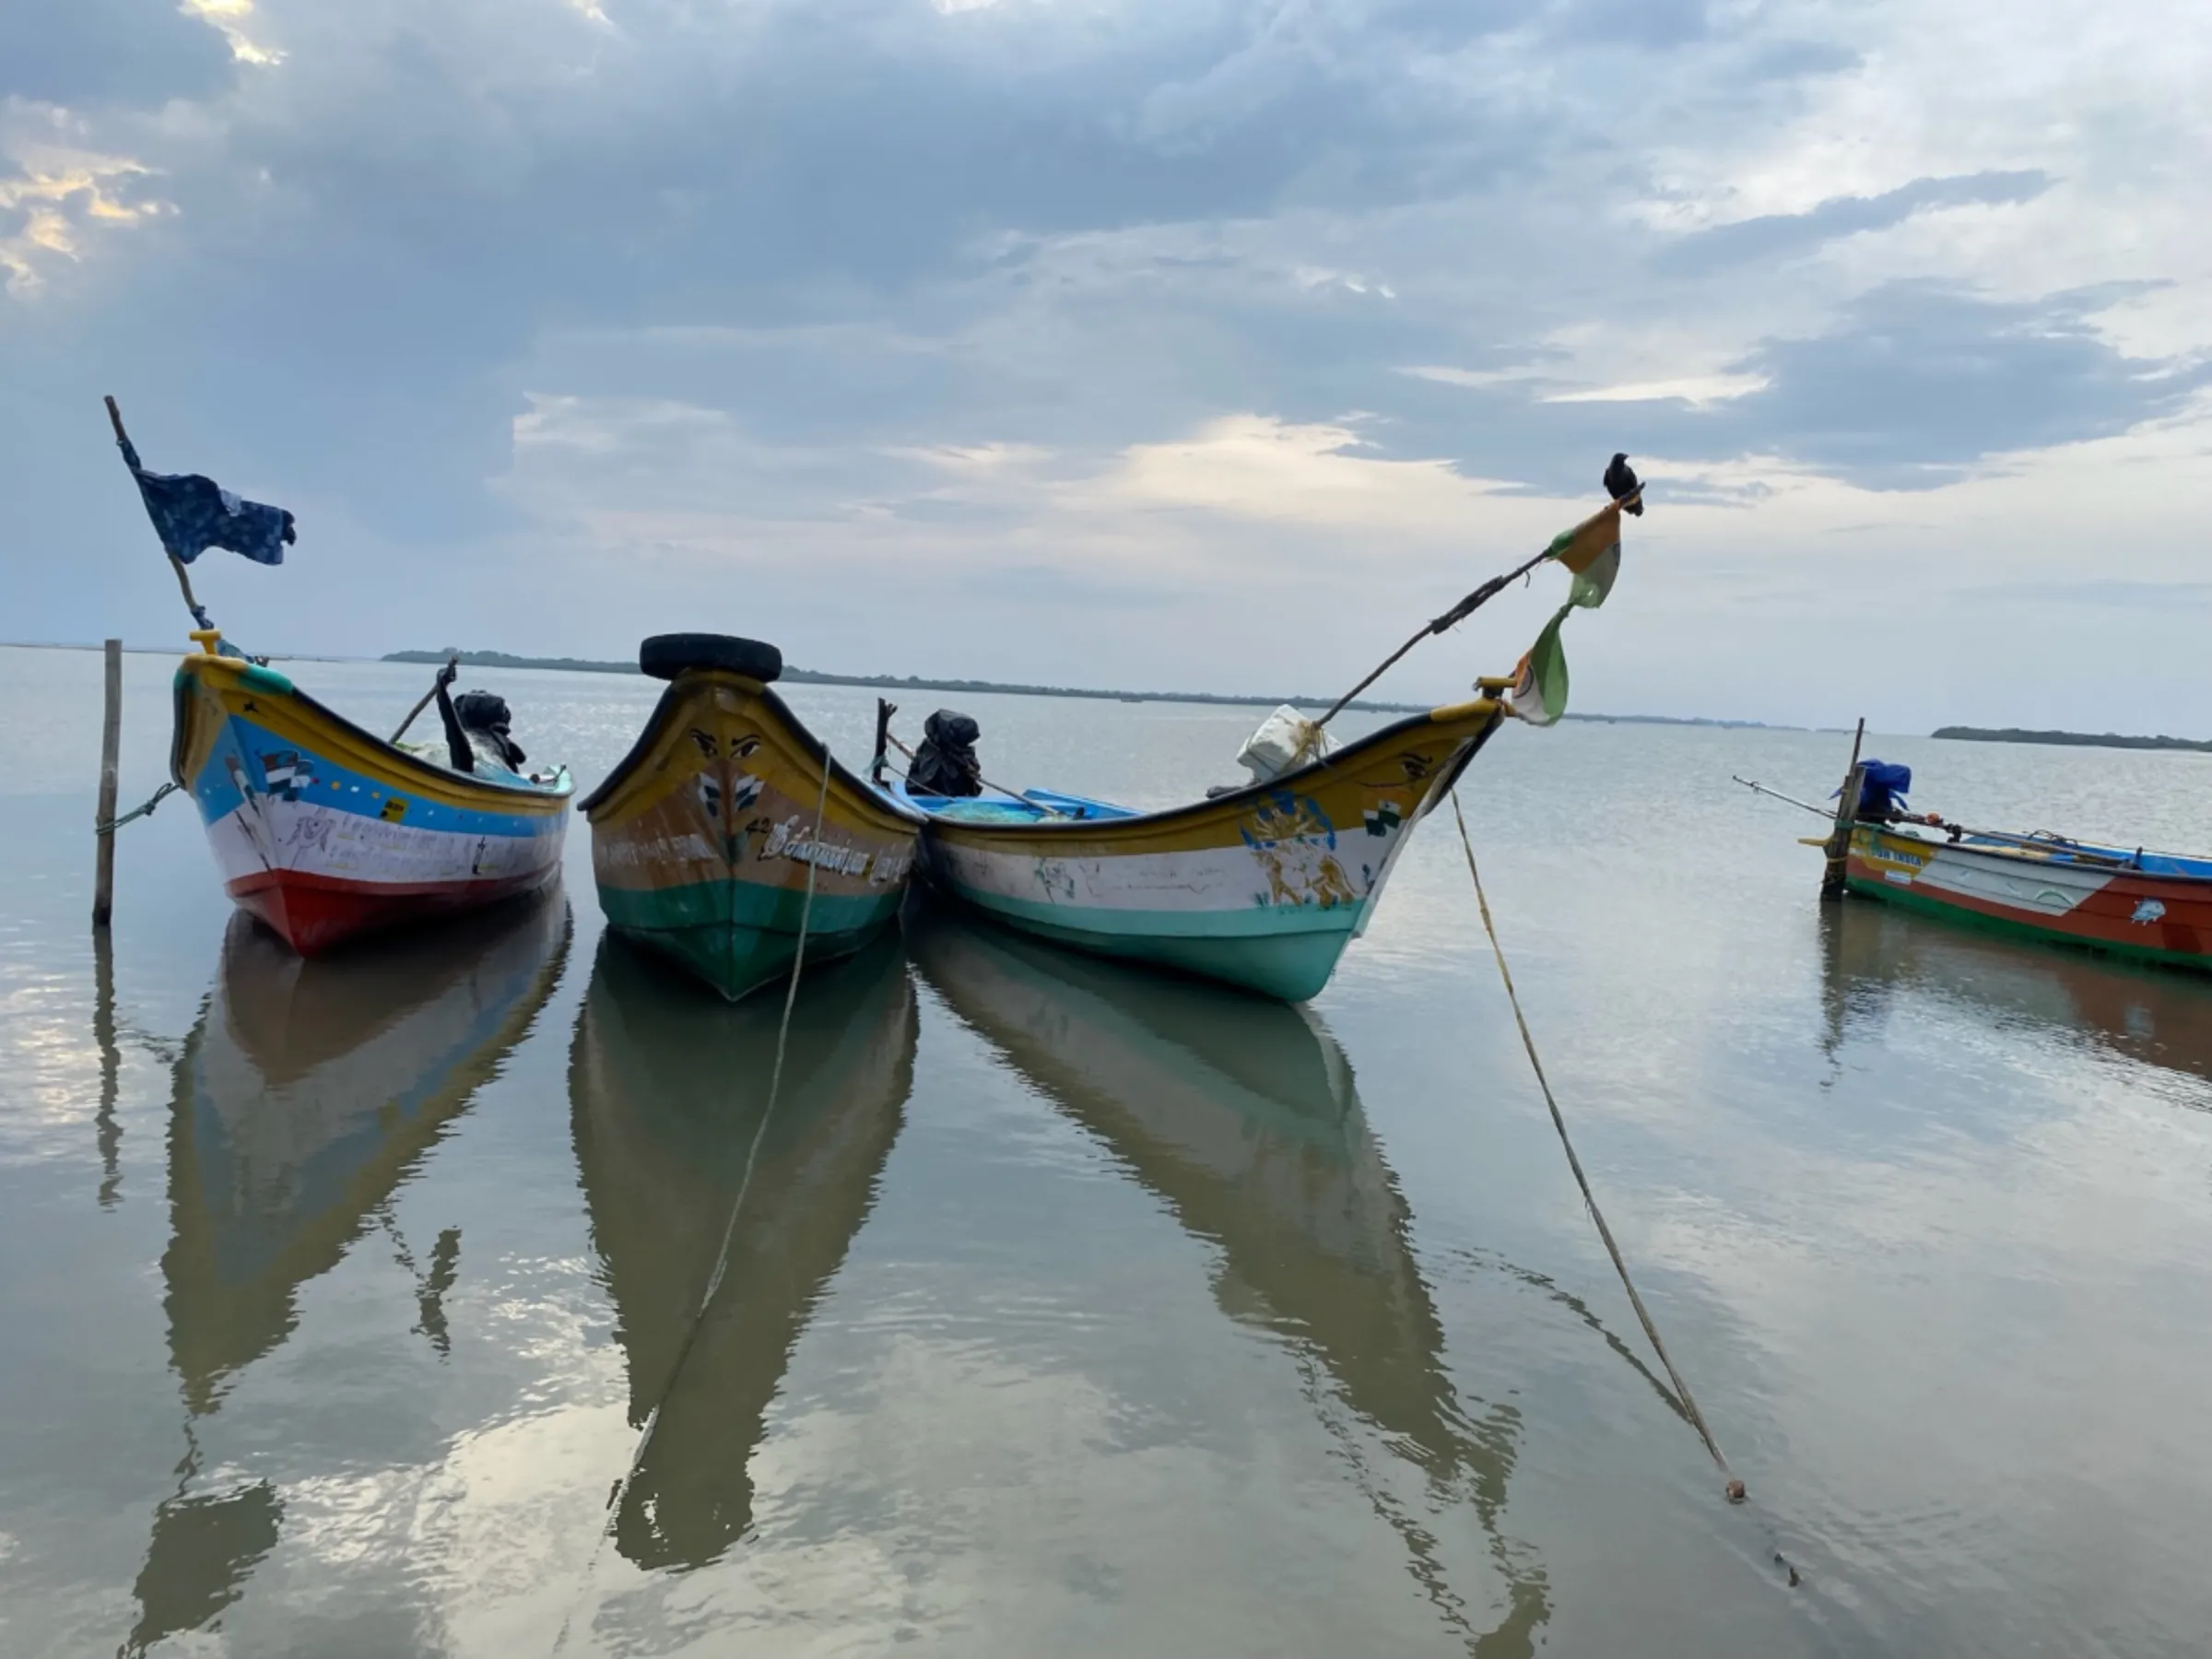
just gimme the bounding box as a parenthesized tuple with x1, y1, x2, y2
(1604, 453, 1643, 515)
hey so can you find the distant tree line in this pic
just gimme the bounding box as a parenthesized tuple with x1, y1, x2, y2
(1933, 725, 2212, 754)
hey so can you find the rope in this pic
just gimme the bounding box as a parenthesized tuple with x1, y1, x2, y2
(549, 745, 837, 1656)
(1315, 485, 1641, 731)
(880, 728, 1068, 818)
(1448, 789, 1745, 1503)
(96, 781, 178, 836)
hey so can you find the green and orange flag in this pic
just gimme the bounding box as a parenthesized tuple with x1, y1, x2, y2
(1509, 500, 1622, 727)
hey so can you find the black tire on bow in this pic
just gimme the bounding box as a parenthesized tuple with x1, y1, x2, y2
(638, 633, 783, 684)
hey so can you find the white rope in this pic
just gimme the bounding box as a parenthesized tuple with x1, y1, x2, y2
(551, 745, 836, 1654)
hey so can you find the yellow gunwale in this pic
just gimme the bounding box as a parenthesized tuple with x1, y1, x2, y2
(581, 670, 925, 839)
(171, 650, 572, 817)
(922, 697, 1506, 858)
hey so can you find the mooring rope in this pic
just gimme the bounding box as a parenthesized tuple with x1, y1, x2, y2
(95, 781, 178, 836)
(550, 746, 837, 1655)
(880, 726, 1068, 818)
(1448, 790, 1744, 1503)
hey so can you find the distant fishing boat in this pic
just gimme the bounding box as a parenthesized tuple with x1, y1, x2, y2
(1845, 818, 2212, 971)
(1745, 753, 2212, 972)
(581, 634, 924, 1001)
(172, 635, 572, 954)
(888, 696, 1507, 1001)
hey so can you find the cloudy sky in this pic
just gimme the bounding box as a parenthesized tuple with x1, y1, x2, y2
(3, 0, 2206, 730)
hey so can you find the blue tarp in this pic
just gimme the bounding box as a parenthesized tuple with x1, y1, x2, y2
(1857, 759, 1912, 818)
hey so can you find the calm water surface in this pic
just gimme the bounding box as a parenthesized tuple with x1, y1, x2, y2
(4, 643, 2212, 1656)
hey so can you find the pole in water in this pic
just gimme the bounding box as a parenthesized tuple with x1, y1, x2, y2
(93, 638, 124, 927)
(1819, 717, 1866, 901)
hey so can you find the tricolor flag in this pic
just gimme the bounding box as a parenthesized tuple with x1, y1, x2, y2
(1509, 500, 1623, 727)
(1544, 499, 1621, 609)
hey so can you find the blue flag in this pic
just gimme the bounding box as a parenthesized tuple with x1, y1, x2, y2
(117, 431, 296, 566)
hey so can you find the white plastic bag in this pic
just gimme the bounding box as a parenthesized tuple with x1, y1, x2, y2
(1236, 705, 1335, 783)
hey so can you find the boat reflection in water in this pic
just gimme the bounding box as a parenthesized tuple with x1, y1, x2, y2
(1820, 896, 2212, 1088)
(569, 933, 917, 1570)
(127, 892, 571, 1657)
(906, 908, 1548, 1657)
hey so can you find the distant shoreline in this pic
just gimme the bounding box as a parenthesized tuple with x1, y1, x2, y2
(1932, 725, 2212, 755)
(0, 640, 1792, 728)
(383, 648, 1794, 729)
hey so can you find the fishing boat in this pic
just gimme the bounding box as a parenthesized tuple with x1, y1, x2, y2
(1845, 818, 2212, 971)
(1744, 754, 2212, 974)
(171, 632, 572, 954)
(906, 909, 1548, 1651)
(570, 934, 915, 1568)
(889, 695, 1507, 1001)
(581, 633, 924, 1001)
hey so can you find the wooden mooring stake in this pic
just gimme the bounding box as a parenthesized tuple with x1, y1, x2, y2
(92, 638, 124, 927)
(1819, 716, 1866, 902)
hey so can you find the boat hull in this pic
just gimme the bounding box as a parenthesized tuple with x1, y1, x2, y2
(581, 671, 923, 1001)
(917, 699, 1505, 1001)
(171, 653, 571, 956)
(1846, 824, 2212, 971)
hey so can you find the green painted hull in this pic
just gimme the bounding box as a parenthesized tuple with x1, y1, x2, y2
(598, 877, 903, 1002)
(945, 884, 1369, 1003)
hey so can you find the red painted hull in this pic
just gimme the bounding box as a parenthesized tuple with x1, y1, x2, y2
(1845, 827, 2212, 971)
(228, 866, 560, 957)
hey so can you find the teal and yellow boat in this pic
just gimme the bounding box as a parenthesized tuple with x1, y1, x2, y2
(894, 694, 1507, 1001)
(581, 634, 924, 1000)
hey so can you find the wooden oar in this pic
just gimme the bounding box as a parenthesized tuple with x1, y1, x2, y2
(391, 655, 458, 744)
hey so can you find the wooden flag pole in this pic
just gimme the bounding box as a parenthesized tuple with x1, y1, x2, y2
(93, 639, 124, 927)
(1819, 717, 1867, 901)
(105, 394, 218, 636)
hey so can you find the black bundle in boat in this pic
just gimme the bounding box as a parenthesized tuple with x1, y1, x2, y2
(454, 689, 526, 768)
(907, 710, 982, 798)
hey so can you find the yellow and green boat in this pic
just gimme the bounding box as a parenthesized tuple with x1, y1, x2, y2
(581, 634, 924, 1001)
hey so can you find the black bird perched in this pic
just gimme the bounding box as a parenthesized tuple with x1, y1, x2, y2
(1604, 453, 1643, 515)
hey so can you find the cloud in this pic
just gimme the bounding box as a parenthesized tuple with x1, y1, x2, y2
(1655, 170, 2055, 275)
(0, 0, 237, 108)
(1, 0, 2209, 733)
(0, 115, 171, 292)
(1715, 281, 2212, 488)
